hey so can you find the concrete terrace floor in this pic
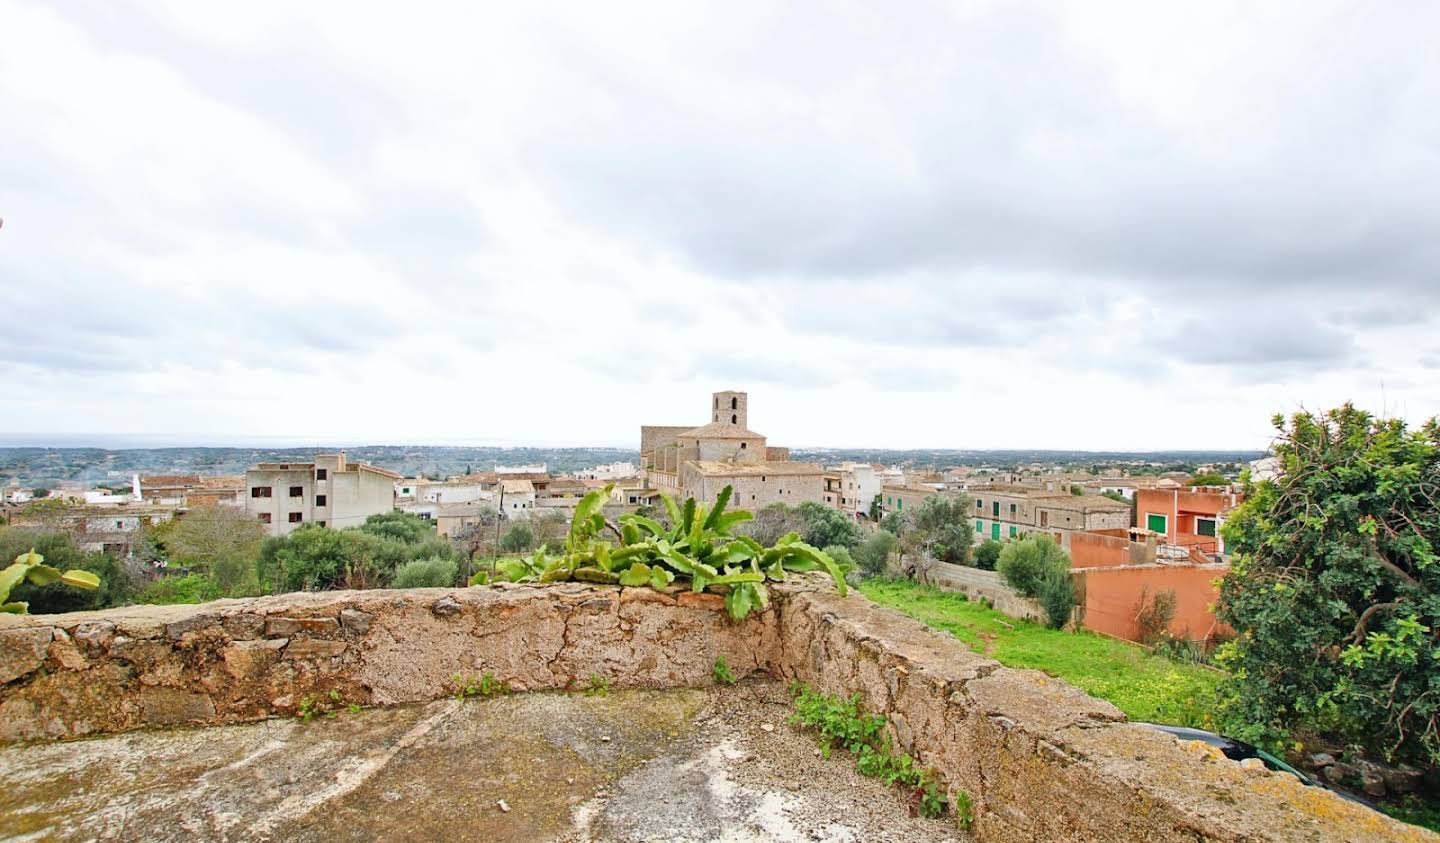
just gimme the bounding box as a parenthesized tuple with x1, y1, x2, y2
(0, 681, 965, 843)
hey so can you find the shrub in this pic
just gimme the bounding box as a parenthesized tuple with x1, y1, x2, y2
(1136, 587, 1178, 643)
(853, 530, 899, 577)
(996, 534, 1070, 598)
(906, 495, 974, 565)
(391, 557, 458, 588)
(823, 545, 855, 575)
(139, 573, 223, 605)
(797, 502, 863, 549)
(1037, 566, 1075, 629)
(972, 539, 1002, 571)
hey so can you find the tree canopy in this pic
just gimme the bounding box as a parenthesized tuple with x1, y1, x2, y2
(1217, 405, 1440, 765)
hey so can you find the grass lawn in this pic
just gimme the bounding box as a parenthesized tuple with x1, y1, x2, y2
(858, 578, 1223, 729)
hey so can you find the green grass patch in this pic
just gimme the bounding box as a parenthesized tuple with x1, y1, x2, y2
(859, 578, 1222, 729)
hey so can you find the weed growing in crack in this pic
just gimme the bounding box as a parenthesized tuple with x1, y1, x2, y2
(453, 671, 506, 700)
(789, 682, 970, 826)
(584, 674, 611, 697)
(713, 657, 737, 686)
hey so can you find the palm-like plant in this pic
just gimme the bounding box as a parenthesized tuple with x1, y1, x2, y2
(472, 485, 847, 620)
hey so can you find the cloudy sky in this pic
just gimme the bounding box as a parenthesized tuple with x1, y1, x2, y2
(3, 1, 1437, 451)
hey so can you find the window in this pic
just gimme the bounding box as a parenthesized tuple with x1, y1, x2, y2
(976, 520, 983, 534)
(1040, 511, 1049, 527)
(288, 512, 303, 523)
(992, 501, 1000, 517)
(897, 499, 902, 511)
(991, 522, 1001, 541)
(288, 486, 303, 497)
(258, 513, 272, 524)
(1010, 503, 1017, 514)
(1196, 517, 1217, 537)
(317, 468, 327, 480)
(740, 442, 747, 449)
(731, 414, 737, 424)
(115, 520, 124, 529)
(251, 487, 272, 498)
(976, 499, 982, 509)
(316, 495, 327, 507)
(731, 397, 738, 409)
(317, 521, 326, 527)
(1146, 513, 1168, 535)
(1009, 526, 1017, 538)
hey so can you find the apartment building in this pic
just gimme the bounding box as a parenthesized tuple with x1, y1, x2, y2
(1134, 487, 1243, 558)
(879, 482, 946, 518)
(639, 390, 825, 508)
(245, 452, 399, 536)
(968, 483, 1131, 544)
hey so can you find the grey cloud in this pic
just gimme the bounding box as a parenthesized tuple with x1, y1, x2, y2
(521, 3, 1440, 300)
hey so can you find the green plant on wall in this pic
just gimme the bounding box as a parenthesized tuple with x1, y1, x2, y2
(0, 549, 101, 613)
(470, 485, 848, 621)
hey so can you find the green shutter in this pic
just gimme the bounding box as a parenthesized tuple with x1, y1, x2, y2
(1196, 518, 1217, 537)
(1146, 514, 1167, 534)
(976, 520, 983, 534)
(991, 523, 1001, 541)
(1009, 526, 1017, 538)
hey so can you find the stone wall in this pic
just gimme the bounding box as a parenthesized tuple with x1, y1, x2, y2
(914, 561, 1050, 625)
(778, 588, 1434, 843)
(0, 584, 778, 744)
(1, 580, 1433, 841)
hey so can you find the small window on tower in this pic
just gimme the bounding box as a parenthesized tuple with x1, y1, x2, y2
(731, 414, 737, 424)
(731, 397, 737, 410)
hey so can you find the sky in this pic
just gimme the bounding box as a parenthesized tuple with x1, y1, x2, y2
(2, 1, 1438, 451)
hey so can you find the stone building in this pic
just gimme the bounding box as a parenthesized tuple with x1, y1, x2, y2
(968, 483, 1131, 544)
(244, 452, 399, 536)
(640, 390, 825, 507)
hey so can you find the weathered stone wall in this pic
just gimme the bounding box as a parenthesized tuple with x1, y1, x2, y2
(1, 580, 1433, 841)
(777, 588, 1435, 842)
(912, 560, 1051, 625)
(0, 584, 778, 744)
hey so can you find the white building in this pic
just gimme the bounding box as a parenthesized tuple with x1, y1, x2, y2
(575, 462, 637, 481)
(245, 452, 399, 536)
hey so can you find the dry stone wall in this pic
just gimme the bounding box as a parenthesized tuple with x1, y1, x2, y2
(0, 583, 777, 743)
(0, 578, 1433, 841)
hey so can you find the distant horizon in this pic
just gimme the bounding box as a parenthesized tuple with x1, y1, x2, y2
(0, 434, 1266, 458)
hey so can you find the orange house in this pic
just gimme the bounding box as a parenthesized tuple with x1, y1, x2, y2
(1134, 487, 1243, 560)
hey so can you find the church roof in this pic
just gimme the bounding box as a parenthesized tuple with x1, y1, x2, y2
(677, 421, 765, 440)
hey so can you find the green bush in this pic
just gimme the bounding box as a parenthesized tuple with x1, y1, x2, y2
(139, 573, 223, 605)
(823, 545, 855, 575)
(996, 534, 1069, 598)
(391, 557, 458, 589)
(498, 523, 534, 554)
(972, 539, 1002, 571)
(853, 530, 898, 576)
(1037, 566, 1075, 629)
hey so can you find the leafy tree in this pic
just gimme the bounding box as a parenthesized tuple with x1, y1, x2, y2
(499, 522, 535, 554)
(166, 507, 265, 595)
(1070, 484, 1083, 496)
(972, 539, 1002, 571)
(853, 530, 899, 577)
(868, 495, 883, 521)
(905, 495, 974, 566)
(796, 501, 863, 549)
(997, 534, 1070, 598)
(1100, 490, 1129, 503)
(879, 510, 906, 537)
(1216, 406, 1440, 764)
(360, 511, 434, 545)
(742, 503, 808, 547)
(1188, 472, 1228, 487)
(30, 488, 49, 499)
(392, 557, 459, 588)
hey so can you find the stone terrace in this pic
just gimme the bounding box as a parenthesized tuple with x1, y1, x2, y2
(0, 579, 1433, 842)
